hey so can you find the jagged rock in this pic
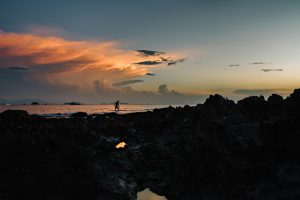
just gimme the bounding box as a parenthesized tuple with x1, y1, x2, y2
(226, 123, 261, 149)
(284, 89, 300, 118)
(268, 94, 283, 106)
(1, 89, 300, 200)
(290, 88, 300, 100)
(0, 109, 29, 119)
(70, 112, 88, 118)
(237, 96, 268, 121)
(204, 94, 228, 105)
(238, 95, 266, 110)
(202, 94, 237, 118)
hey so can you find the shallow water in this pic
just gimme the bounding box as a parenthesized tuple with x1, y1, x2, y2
(0, 104, 169, 116)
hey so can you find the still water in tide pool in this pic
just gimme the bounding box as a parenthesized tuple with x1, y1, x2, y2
(0, 104, 170, 117)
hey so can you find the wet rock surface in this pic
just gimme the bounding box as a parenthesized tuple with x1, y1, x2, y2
(1, 90, 300, 200)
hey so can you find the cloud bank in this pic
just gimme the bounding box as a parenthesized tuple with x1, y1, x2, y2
(249, 62, 271, 65)
(136, 61, 163, 65)
(261, 69, 283, 72)
(145, 73, 156, 76)
(0, 31, 199, 104)
(8, 66, 31, 71)
(112, 80, 144, 87)
(0, 31, 149, 77)
(135, 58, 186, 66)
(93, 81, 205, 104)
(234, 89, 290, 96)
(137, 50, 165, 57)
(228, 64, 239, 67)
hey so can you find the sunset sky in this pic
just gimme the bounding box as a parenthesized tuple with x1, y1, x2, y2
(1, 0, 300, 104)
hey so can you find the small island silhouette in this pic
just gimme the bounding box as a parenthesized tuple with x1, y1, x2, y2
(64, 101, 82, 105)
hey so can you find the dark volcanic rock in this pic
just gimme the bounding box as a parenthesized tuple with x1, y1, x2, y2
(1, 90, 300, 200)
(203, 94, 238, 118)
(0, 109, 29, 119)
(290, 88, 300, 100)
(238, 95, 266, 111)
(268, 94, 283, 106)
(70, 112, 88, 118)
(237, 96, 267, 121)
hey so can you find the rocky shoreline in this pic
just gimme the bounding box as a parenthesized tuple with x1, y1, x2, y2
(1, 90, 300, 200)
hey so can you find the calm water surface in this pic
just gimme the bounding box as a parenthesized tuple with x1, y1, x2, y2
(0, 104, 169, 116)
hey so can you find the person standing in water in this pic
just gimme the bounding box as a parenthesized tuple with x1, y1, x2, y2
(114, 100, 120, 111)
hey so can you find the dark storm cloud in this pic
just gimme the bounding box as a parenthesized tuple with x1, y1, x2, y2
(261, 68, 283, 72)
(135, 58, 186, 66)
(136, 50, 165, 57)
(228, 64, 239, 67)
(112, 80, 144, 87)
(167, 58, 186, 66)
(135, 61, 162, 65)
(145, 73, 156, 76)
(249, 62, 271, 65)
(8, 66, 31, 71)
(160, 57, 169, 62)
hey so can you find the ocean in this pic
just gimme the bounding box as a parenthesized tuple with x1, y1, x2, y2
(0, 104, 169, 117)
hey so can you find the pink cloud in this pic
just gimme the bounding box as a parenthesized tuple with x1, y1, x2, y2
(0, 31, 183, 77)
(0, 31, 188, 102)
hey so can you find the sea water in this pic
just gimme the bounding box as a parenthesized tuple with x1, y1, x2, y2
(0, 104, 169, 117)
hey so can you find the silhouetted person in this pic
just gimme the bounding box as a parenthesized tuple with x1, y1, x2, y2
(114, 100, 120, 111)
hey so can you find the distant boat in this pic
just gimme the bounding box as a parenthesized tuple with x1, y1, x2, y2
(5, 103, 11, 106)
(64, 101, 82, 105)
(31, 102, 39, 105)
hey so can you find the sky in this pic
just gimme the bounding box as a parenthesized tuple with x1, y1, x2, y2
(0, 0, 300, 104)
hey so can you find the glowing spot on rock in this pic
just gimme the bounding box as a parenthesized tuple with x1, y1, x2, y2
(116, 141, 126, 149)
(137, 188, 167, 200)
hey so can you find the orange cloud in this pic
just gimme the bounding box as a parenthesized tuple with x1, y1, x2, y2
(0, 32, 135, 74)
(0, 31, 183, 77)
(0, 31, 186, 98)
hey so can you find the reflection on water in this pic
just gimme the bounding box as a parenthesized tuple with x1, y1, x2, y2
(0, 104, 169, 116)
(115, 142, 126, 149)
(137, 188, 167, 200)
